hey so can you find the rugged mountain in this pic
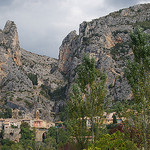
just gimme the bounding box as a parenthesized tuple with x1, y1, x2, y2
(0, 21, 66, 121)
(0, 3, 150, 121)
(58, 3, 150, 102)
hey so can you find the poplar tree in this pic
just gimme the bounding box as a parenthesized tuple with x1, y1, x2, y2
(68, 54, 106, 149)
(125, 27, 150, 150)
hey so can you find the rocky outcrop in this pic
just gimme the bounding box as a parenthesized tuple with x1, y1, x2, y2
(58, 3, 150, 101)
(0, 21, 66, 121)
(0, 3, 150, 121)
(3, 21, 21, 66)
(58, 30, 78, 74)
(0, 21, 32, 91)
(21, 48, 65, 91)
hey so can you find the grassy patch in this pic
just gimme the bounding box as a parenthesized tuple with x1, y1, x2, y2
(27, 73, 38, 85)
(134, 21, 150, 30)
(24, 100, 33, 109)
(16, 97, 22, 101)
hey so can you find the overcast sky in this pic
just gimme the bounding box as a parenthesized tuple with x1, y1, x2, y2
(0, 0, 150, 58)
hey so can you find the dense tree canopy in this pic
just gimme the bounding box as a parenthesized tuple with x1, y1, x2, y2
(125, 27, 150, 150)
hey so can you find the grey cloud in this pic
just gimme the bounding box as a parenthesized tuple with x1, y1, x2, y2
(0, 0, 14, 6)
(106, 0, 139, 7)
(0, 0, 149, 58)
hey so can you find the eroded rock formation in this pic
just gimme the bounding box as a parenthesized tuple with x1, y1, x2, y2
(58, 3, 150, 101)
(0, 3, 150, 121)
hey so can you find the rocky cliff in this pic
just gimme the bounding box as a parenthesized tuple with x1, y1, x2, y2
(58, 3, 150, 102)
(0, 21, 66, 121)
(0, 3, 150, 121)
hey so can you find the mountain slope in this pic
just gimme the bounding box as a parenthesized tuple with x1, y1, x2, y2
(0, 21, 66, 121)
(58, 3, 150, 102)
(0, 3, 150, 121)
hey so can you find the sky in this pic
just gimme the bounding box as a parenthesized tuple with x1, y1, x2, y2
(0, 0, 150, 58)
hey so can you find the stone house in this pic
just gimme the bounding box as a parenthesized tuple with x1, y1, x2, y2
(83, 112, 123, 128)
(3, 119, 21, 142)
(104, 112, 123, 125)
(0, 109, 55, 142)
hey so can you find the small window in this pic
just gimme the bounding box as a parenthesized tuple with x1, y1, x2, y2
(10, 132, 13, 136)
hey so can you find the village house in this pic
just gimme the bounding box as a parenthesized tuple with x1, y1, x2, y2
(102, 112, 124, 125)
(0, 109, 55, 142)
(83, 112, 123, 129)
(3, 118, 21, 142)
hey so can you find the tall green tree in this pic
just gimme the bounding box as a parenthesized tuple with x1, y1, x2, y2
(20, 122, 35, 150)
(125, 27, 150, 149)
(86, 131, 139, 150)
(68, 54, 107, 149)
(46, 126, 70, 148)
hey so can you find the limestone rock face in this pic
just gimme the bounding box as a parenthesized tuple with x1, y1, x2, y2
(0, 3, 150, 121)
(3, 21, 21, 66)
(0, 21, 66, 121)
(58, 30, 78, 74)
(21, 48, 65, 91)
(58, 3, 150, 101)
(0, 21, 32, 91)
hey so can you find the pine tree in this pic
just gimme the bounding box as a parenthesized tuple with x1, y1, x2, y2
(113, 114, 117, 124)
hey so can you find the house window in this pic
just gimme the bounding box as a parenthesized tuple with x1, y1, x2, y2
(10, 132, 14, 136)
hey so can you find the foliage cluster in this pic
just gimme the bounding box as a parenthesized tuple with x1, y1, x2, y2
(124, 27, 150, 150)
(0, 108, 12, 118)
(134, 21, 150, 30)
(40, 84, 51, 98)
(86, 131, 138, 150)
(40, 84, 67, 101)
(67, 54, 107, 149)
(110, 42, 129, 61)
(24, 100, 33, 109)
(50, 85, 67, 101)
(27, 73, 38, 85)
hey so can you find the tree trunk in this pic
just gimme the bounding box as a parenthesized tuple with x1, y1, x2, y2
(143, 97, 147, 150)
